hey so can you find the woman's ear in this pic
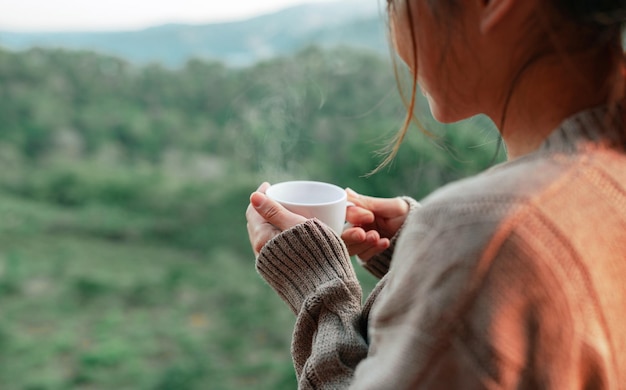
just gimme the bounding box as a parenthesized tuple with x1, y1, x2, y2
(479, 0, 517, 34)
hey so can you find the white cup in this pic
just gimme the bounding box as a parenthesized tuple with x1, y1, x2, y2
(266, 181, 348, 234)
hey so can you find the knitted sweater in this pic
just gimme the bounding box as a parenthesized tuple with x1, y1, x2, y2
(256, 106, 626, 389)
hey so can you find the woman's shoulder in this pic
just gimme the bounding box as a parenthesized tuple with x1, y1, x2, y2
(395, 149, 598, 266)
(413, 152, 571, 224)
(398, 142, 626, 271)
(383, 152, 587, 318)
(377, 155, 567, 333)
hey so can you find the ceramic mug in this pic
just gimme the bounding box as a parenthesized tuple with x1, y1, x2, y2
(266, 181, 348, 234)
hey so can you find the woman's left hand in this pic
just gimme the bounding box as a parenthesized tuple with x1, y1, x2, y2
(246, 182, 308, 257)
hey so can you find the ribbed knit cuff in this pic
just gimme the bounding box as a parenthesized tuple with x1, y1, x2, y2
(360, 196, 421, 279)
(256, 219, 358, 314)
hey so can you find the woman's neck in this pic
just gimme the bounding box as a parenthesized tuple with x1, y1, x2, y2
(495, 48, 620, 160)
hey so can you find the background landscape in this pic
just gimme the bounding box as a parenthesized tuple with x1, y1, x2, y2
(0, 1, 502, 389)
(0, 1, 385, 67)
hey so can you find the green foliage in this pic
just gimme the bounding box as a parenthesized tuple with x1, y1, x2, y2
(0, 45, 503, 389)
(0, 213, 298, 389)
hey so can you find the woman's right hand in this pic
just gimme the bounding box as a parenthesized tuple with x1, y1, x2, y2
(341, 188, 410, 262)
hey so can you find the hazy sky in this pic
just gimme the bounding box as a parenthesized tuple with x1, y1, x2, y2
(0, 0, 338, 32)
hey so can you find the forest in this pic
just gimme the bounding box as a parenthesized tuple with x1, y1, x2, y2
(0, 45, 503, 389)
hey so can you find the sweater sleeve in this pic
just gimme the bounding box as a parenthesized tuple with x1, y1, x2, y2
(256, 219, 368, 388)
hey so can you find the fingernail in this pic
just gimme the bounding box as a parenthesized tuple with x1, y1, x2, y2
(250, 192, 264, 208)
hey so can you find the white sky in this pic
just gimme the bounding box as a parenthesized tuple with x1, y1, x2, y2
(0, 0, 337, 32)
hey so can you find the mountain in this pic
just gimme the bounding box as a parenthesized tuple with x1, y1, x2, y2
(0, 0, 390, 67)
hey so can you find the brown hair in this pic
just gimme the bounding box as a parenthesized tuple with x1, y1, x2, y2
(372, 0, 420, 173)
(376, 0, 626, 171)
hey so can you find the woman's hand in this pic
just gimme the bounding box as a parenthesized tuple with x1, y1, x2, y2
(341, 188, 410, 262)
(246, 182, 308, 257)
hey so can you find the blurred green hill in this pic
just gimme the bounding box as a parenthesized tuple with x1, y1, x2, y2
(0, 0, 386, 67)
(0, 42, 502, 389)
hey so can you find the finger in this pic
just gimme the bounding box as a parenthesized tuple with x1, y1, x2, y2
(245, 202, 266, 226)
(246, 204, 276, 256)
(257, 182, 271, 194)
(341, 227, 376, 257)
(346, 188, 366, 208)
(364, 229, 381, 245)
(346, 188, 408, 218)
(250, 191, 306, 231)
(341, 226, 366, 243)
(246, 182, 272, 226)
(346, 205, 375, 226)
(355, 238, 390, 262)
(347, 242, 376, 257)
(342, 228, 381, 257)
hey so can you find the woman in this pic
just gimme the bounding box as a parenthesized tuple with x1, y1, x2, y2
(246, 0, 626, 388)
